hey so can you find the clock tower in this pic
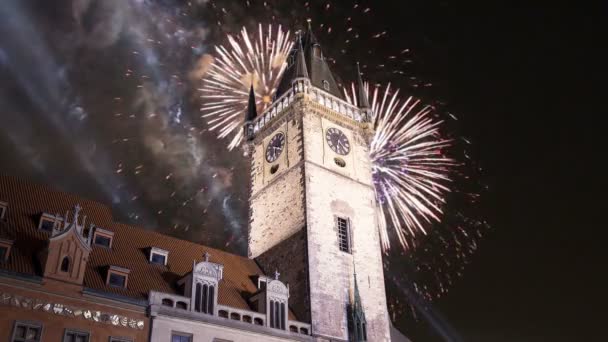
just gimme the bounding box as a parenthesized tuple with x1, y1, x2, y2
(244, 26, 391, 341)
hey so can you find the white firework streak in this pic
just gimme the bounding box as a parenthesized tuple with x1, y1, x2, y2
(199, 24, 293, 150)
(345, 83, 458, 251)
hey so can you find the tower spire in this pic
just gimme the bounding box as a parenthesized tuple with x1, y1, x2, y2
(356, 62, 370, 109)
(294, 31, 309, 79)
(243, 81, 257, 142)
(245, 83, 257, 122)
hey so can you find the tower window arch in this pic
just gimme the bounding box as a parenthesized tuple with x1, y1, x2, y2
(60, 256, 70, 272)
(194, 282, 215, 315)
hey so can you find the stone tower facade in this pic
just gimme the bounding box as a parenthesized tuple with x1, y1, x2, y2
(246, 27, 391, 342)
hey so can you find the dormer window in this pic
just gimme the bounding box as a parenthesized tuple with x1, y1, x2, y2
(0, 239, 13, 262)
(93, 227, 114, 248)
(107, 266, 130, 288)
(149, 247, 169, 266)
(38, 213, 60, 233)
(0, 201, 7, 219)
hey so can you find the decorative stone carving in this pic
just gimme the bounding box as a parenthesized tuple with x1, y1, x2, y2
(0, 291, 144, 330)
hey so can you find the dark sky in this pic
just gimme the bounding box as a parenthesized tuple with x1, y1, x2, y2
(0, 1, 603, 341)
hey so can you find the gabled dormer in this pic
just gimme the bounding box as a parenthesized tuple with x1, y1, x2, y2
(249, 271, 290, 330)
(39, 204, 92, 285)
(178, 252, 223, 315)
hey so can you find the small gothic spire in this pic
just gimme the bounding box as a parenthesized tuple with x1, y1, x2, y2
(245, 83, 257, 122)
(356, 62, 370, 109)
(294, 32, 309, 79)
(203, 251, 210, 262)
(274, 269, 280, 280)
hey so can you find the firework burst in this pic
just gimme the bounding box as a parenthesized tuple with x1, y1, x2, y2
(199, 24, 293, 150)
(344, 83, 458, 251)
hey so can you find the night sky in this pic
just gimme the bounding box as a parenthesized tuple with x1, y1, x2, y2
(0, 1, 603, 341)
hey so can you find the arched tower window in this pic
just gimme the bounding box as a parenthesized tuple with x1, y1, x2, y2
(194, 283, 215, 315)
(60, 256, 70, 272)
(195, 283, 202, 312)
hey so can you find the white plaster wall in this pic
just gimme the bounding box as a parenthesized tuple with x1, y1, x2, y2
(150, 315, 304, 342)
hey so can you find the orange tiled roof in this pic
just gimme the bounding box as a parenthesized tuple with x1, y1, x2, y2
(0, 175, 262, 311)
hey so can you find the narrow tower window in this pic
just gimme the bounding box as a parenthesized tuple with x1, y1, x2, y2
(60, 256, 70, 272)
(337, 217, 351, 253)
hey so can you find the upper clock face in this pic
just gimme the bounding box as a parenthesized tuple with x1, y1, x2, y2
(265, 132, 285, 163)
(325, 128, 350, 155)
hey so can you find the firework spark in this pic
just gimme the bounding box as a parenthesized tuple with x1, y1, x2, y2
(345, 83, 458, 251)
(199, 24, 293, 150)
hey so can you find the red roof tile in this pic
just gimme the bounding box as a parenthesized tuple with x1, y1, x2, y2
(0, 175, 263, 311)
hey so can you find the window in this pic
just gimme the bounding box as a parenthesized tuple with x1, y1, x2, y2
(60, 256, 70, 272)
(194, 283, 215, 314)
(109, 338, 132, 342)
(0, 246, 7, 262)
(63, 329, 89, 342)
(149, 247, 169, 265)
(171, 333, 191, 342)
(337, 217, 351, 253)
(269, 300, 284, 329)
(39, 218, 55, 233)
(151, 253, 166, 265)
(0, 201, 7, 219)
(92, 228, 114, 248)
(161, 298, 174, 307)
(11, 321, 42, 342)
(107, 266, 130, 288)
(176, 301, 188, 310)
(109, 338, 131, 342)
(109, 273, 126, 287)
(94, 235, 111, 248)
(322, 80, 330, 91)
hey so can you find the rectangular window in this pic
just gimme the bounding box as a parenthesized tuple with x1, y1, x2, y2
(151, 252, 166, 265)
(12, 321, 42, 342)
(110, 338, 132, 342)
(0, 201, 7, 219)
(0, 246, 7, 262)
(39, 219, 55, 233)
(337, 217, 351, 253)
(63, 329, 89, 342)
(94, 235, 111, 248)
(171, 333, 192, 342)
(108, 273, 126, 288)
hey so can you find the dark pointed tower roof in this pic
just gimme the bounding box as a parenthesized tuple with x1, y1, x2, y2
(356, 62, 370, 109)
(275, 21, 344, 99)
(245, 84, 257, 121)
(294, 33, 309, 79)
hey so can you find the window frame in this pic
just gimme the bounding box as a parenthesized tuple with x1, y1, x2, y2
(109, 337, 132, 342)
(0, 239, 12, 263)
(149, 247, 169, 266)
(106, 265, 130, 289)
(38, 214, 58, 233)
(0, 201, 7, 219)
(336, 216, 352, 253)
(322, 80, 330, 91)
(171, 331, 192, 342)
(63, 328, 90, 342)
(92, 228, 114, 248)
(11, 320, 43, 342)
(108, 336, 133, 342)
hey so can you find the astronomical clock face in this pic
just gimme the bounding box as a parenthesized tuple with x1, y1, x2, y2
(325, 127, 350, 155)
(265, 132, 285, 163)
